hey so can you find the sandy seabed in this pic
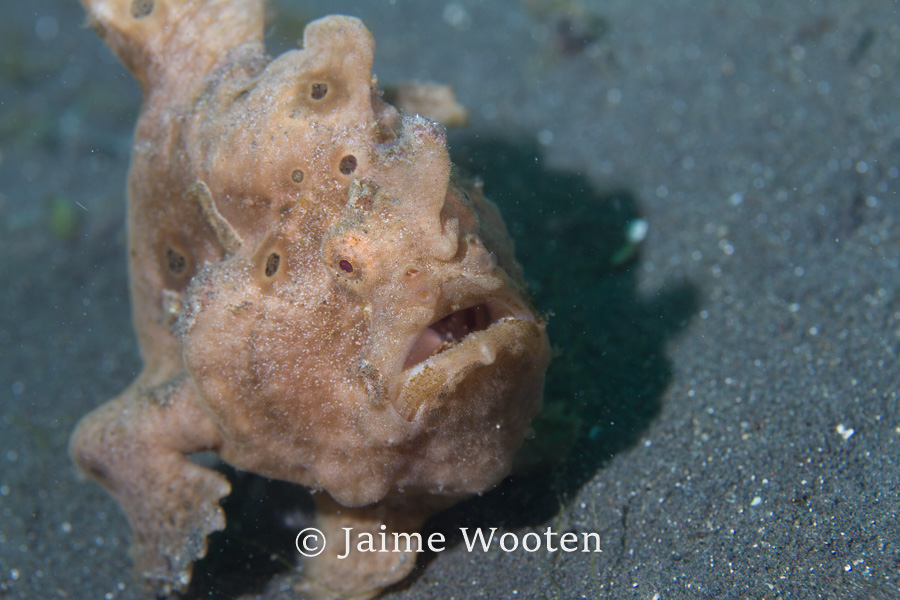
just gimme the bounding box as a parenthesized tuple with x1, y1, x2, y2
(2, 1, 899, 598)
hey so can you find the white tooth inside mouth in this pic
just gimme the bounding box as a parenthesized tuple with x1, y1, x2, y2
(402, 302, 516, 370)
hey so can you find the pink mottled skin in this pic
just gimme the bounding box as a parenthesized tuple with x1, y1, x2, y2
(69, 1, 550, 598)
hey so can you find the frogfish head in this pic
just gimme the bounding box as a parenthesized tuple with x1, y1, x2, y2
(178, 16, 549, 505)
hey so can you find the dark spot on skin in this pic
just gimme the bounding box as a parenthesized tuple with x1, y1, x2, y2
(130, 0, 154, 18)
(291, 169, 304, 184)
(339, 259, 354, 274)
(311, 83, 329, 100)
(339, 155, 357, 175)
(233, 89, 250, 102)
(265, 253, 280, 277)
(87, 463, 109, 482)
(166, 247, 186, 275)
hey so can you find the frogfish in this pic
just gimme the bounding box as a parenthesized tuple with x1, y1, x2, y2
(69, 0, 550, 597)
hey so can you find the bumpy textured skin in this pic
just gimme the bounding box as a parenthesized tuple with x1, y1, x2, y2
(69, 1, 550, 598)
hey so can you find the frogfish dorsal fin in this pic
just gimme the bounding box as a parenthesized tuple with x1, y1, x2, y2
(80, 0, 264, 92)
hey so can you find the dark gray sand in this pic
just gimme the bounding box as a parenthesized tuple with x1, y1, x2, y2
(2, 0, 899, 598)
